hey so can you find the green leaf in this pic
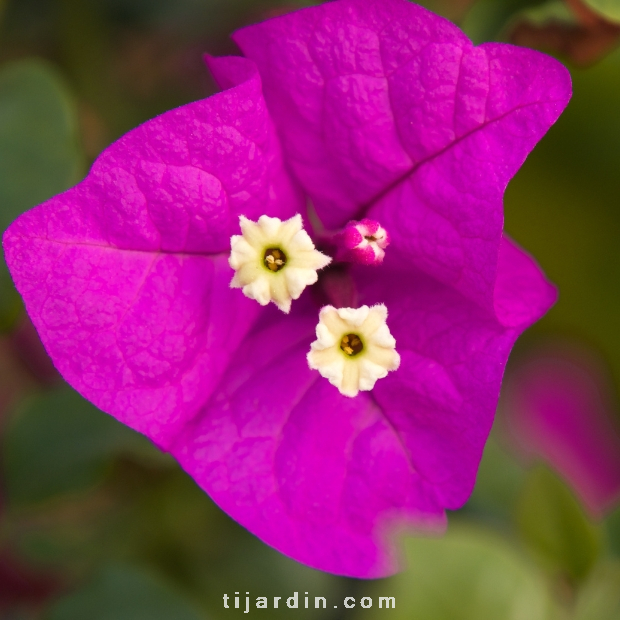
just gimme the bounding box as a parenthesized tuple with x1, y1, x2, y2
(583, 0, 620, 22)
(510, 0, 576, 26)
(45, 565, 205, 620)
(606, 505, 620, 558)
(516, 466, 602, 583)
(460, 0, 544, 44)
(465, 434, 527, 523)
(4, 386, 164, 504)
(0, 59, 82, 327)
(575, 561, 620, 620)
(362, 526, 552, 620)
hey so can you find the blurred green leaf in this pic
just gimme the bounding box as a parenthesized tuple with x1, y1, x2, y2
(575, 561, 620, 620)
(606, 505, 620, 558)
(460, 0, 543, 43)
(45, 564, 205, 620)
(511, 0, 575, 26)
(0, 59, 82, 327)
(516, 466, 602, 583)
(0, 60, 82, 225)
(583, 0, 620, 22)
(4, 386, 165, 504)
(362, 526, 552, 620)
(465, 434, 527, 523)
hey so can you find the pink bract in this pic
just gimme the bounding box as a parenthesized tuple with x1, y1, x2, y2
(2, 0, 571, 577)
(504, 344, 620, 517)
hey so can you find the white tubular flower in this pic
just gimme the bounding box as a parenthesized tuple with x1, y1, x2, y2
(229, 214, 331, 313)
(307, 304, 400, 397)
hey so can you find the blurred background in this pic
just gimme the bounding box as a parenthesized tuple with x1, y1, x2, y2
(0, 0, 619, 618)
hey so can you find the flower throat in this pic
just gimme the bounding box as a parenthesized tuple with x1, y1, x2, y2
(340, 333, 363, 356)
(264, 248, 287, 272)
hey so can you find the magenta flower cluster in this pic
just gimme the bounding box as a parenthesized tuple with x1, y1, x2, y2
(2, 0, 570, 577)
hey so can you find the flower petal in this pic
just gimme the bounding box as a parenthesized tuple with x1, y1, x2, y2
(170, 299, 445, 578)
(368, 43, 569, 309)
(233, 0, 571, 235)
(235, 0, 571, 307)
(2, 58, 300, 448)
(353, 235, 556, 509)
(169, 237, 552, 577)
(493, 235, 557, 328)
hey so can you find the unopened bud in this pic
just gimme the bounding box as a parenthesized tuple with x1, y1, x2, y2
(334, 219, 389, 266)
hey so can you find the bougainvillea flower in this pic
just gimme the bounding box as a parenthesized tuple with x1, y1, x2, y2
(334, 219, 391, 266)
(503, 344, 620, 517)
(2, 0, 571, 577)
(307, 304, 400, 397)
(229, 214, 331, 312)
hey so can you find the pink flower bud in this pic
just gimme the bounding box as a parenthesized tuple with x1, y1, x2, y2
(335, 219, 390, 266)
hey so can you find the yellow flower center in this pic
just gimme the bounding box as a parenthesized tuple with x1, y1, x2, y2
(264, 247, 287, 272)
(340, 333, 363, 356)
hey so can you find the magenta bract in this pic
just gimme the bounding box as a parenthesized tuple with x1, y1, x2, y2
(504, 344, 620, 517)
(2, 0, 571, 577)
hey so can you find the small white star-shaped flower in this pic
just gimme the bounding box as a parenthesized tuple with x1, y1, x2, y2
(229, 214, 331, 313)
(307, 304, 400, 397)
